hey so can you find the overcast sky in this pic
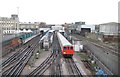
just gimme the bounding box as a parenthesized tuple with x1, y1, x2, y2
(0, 0, 119, 24)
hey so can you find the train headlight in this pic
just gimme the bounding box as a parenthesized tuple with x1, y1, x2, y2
(63, 52, 66, 54)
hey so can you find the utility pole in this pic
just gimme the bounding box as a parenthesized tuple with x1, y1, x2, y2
(16, 7, 19, 36)
(17, 7, 19, 31)
(17, 7, 19, 16)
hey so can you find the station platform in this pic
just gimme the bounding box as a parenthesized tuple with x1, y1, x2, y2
(24, 33, 40, 43)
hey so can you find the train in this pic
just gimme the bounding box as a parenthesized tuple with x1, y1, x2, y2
(57, 32, 74, 57)
(19, 32, 35, 43)
(2, 34, 24, 47)
(2, 36, 22, 56)
(2, 32, 37, 56)
(59, 30, 65, 36)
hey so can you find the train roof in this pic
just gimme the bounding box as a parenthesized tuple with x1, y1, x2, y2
(59, 30, 65, 32)
(57, 32, 72, 46)
(39, 30, 50, 43)
(39, 28, 50, 32)
(48, 30, 55, 32)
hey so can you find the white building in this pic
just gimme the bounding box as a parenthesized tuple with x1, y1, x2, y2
(51, 25, 63, 30)
(81, 25, 96, 33)
(19, 22, 39, 30)
(0, 14, 19, 34)
(99, 22, 118, 35)
(98, 22, 118, 42)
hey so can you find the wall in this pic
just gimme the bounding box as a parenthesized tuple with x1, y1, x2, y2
(99, 23, 118, 35)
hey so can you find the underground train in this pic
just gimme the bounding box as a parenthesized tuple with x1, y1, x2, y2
(2, 32, 34, 47)
(57, 32, 74, 57)
(2, 32, 36, 56)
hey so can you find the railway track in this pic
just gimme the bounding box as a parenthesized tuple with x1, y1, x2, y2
(28, 50, 62, 76)
(28, 52, 54, 76)
(50, 31, 62, 76)
(50, 50, 61, 76)
(29, 31, 63, 76)
(65, 58, 83, 77)
(1, 35, 41, 70)
(84, 45, 114, 75)
(1, 34, 41, 76)
(29, 32, 61, 76)
(72, 34, 118, 75)
(1, 47, 28, 70)
(2, 47, 34, 76)
(91, 42, 119, 56)
(73, 34, 119, 56)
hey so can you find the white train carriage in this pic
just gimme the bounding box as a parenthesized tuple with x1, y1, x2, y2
(57, 32, 74, 57)
(50, 34, 53, 44)
(59, 30, 65, 36)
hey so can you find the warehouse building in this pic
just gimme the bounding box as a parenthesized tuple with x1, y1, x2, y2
(68, 21, 85, 34)
(79, 25, 96, 36)
(98, 22, 119, 42)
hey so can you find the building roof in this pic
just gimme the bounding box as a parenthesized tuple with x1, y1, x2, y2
(99, 22, 119, 25)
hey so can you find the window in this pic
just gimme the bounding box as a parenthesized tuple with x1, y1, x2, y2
(67, 47, 69, 50)
(64, 47, 67, 50)
(70, 46, 73, 50)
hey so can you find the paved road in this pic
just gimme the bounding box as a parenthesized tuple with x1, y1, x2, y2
(72, 34, 118, 75)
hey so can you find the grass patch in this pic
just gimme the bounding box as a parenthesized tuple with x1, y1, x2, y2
(77, 52, 89, 60)
(91, 63, 97, 67)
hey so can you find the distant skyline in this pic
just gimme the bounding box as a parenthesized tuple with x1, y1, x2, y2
(0, 0, 119, 24)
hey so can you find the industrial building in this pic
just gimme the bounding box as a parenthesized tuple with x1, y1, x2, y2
(98, 22, 118, 42)
(68, 21, 85, 34)
(19, 22, 39, 30)
(78, 25, 96, 36)
(0, 14, 42, 34)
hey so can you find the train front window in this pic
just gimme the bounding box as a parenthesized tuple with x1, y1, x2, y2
(70, 47, 73, 50)
(64, 47, 67, 50)
(67, 47, 69, 50)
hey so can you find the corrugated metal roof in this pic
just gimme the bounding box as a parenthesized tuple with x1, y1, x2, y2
(99, 22, 118, 25)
